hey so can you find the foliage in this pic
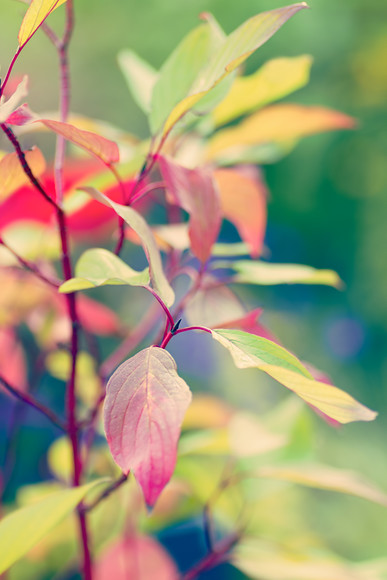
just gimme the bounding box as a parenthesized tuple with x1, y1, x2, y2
(0, 1, 385, 579)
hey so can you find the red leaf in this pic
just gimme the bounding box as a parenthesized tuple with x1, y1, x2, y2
(159, 156, 221, 263)
(104, 347, 192, 506)
(0, 328, 27, 394)
(5, 103, 35, 126)
(94, 534, 178, 580)
(75, 295, 122, 336)
(214, 166, 267, 257)
(39, 119, 120, 165)
(218, 308, 278, 343)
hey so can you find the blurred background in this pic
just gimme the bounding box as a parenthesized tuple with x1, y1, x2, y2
(1, 0, 387, 577)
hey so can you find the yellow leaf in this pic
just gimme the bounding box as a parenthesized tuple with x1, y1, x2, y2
(182, 394, 233, 429)
(18, 0, 67, 47)
(0, 147, 46, 201)
(213, 55, 313, 126)
(207, 104, 356, 161)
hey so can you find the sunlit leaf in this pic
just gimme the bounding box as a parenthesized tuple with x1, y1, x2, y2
(214, 167, 267, 257)
(95, 534, 178, 580)
(159, 156, 221, 262)
(149, 19, 224, 134)
(218, 260, 343, 287)
(104, 347, 192, 506)
(59, 248, 149, 293)
(0, 76, 29, 123)
(212, 329, 377, 423)
(81, 187, 175, 306)
(161, 3, 308, 136)
(0, 147, 45, 201)
(207, 104, 355, 160)
(0, 479, 106, 574)
(18, 0, 67, 47)
(212, 55, 312, 126)
(118, 50, 159, 114)
(39, 119, 119, 165)
(255, 463, 387, 506)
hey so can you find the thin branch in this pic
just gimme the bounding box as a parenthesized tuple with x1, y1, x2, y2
(0, 47, 22, 98)
(180, 531, 241, 580)
(0, 375, 66, 431)
(0, 238, 61, 288)
(81, 473, 128, 513)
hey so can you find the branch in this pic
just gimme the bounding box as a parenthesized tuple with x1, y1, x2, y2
(81, 473, 128, 513)
(180, 531, 240, 580)
(0, 238, 61, 288)
(0, 375, 66, 431)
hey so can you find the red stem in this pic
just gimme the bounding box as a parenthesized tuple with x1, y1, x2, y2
(160, 325, 211, 349)
(0, 47, 22, 98)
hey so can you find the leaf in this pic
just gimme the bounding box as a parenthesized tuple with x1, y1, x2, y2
(94, 534, 178, 580)
(0, 76, 29, 123)
(81, 187, 175, 306)
(207, 104, 355, 160)
(222, 260, 343, 287)
(118, 50, 159, 114)
(39, 119, 120, 165)
(185, 277, 245, 328)
(18, 0, 67, 47)
(0, 147, 46, 201)
(149, 19, 224, 134)
(212, 55, 313, 127)
(59, 248, 149, 293)
(214, 167, 267, 257)
(104, 347, 192, 506)
(217, 308, 277, 343)
(255, 463, 387, 506)
(77, 295, 122, 336)
(0, 479, 105, 574)
(211, 329, 377, 424)
(0, 328, 27, 394)
(229, 412, 287, 457)
(159, 156, 221, 262)
(4, 103, 35, 126)
(161, 3, 308, 136)
(182, 394, 233, 429)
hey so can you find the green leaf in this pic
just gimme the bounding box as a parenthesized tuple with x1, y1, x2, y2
(118, 49, 159, 114)
(255, 463, 387, 506)
(149, 19, 224, 134)
(80, 188, 175, 306)
(212, 329, 377, 424)
(160, 3, 308, 136)
(59, 248, 149, 293)
(0, 479, 106, 574)
(215, 260, 342, 287)
(212, 55, 313, 127)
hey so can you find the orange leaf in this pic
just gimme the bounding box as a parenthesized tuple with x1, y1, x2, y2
(0, 148, 46, 201)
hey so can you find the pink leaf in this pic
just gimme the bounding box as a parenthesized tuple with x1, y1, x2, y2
(94, 534, 178, 580)
(214, 166, 267, 257)
(0, 328, 27, 394)
(159, 156, 221, 263)
(217, 308, 278, 343)
(39, 119, 119, 165)
(5, 103, 35, 126)
(104, 347, 192, 506)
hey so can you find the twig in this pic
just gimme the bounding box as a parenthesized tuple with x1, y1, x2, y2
(0, 238, 61, 288)
(180, 531, 240, 580)
(81, 473, 128, 513)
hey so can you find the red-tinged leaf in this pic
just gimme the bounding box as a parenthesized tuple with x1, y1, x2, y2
(207, 104, 356, 160)
(0, 77, 28, 123)
(18, 0, 67, 47)
(94, 534, 178, 580)
(0, 148, 46, 201)
(39, 119, 119, 165)
(218, 308, 278, 343)
(0, 328, 27, 394)
(5, 103, 35, 126)
(54, 294, 121, 336)
(104, 347, 192, 506)
(159, 156, 221, 263)
(214, 167, 267, 257)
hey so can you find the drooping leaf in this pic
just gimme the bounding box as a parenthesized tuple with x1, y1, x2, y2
(212, 329, 377, 423)
(160, 3, 308, 136)
(207, 104, 355, 160)
(0, 147, 46, 201)
(0, 479, 105, 574)
(18, 0, 67, 47)
(38, 119, 120, 165)
(81, 187, 175, 306)
(149, 19, 224, 134)
(104, 347, 192, 506)
(118, 50, 159, 114)
(255, 463, 387, 506)
(59, 248, 149, 293)
(212, 55, 312, 127)
(214, 167, 267, 257)
(159, 156, 221, 263)
(215, 260, 342, 287)
(0, 76, 29, 123)
(94, 534, 178, 580)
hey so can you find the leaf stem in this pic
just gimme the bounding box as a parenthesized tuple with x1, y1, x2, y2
(0, 375, 65, 431)
(0, 47, 22, 98)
